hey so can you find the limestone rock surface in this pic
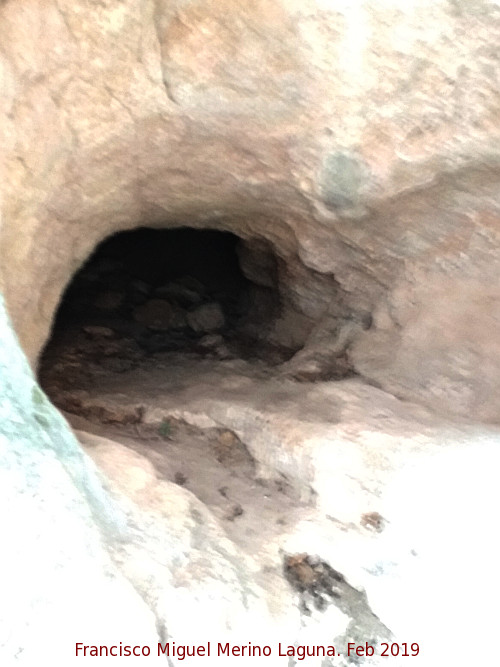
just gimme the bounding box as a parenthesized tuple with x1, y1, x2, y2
(2, 1, 500, 665)
(1, 0, 500, 420)
(0, 298, 159, 663)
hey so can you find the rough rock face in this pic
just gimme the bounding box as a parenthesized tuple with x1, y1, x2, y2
(2, 0, 500, 665)
(2, 0, 500, 419)
(0, 297, 303, 664)
(0, 297, 158, 661)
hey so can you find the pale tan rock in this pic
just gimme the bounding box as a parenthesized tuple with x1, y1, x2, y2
(1, 0, 500, 426)
(351, 275, 500, 421)
(75, 430, 293, 660)
(3, 3, 500, 659)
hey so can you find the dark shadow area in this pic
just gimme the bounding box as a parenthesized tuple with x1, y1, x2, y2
(39, 227, 294, 400)
(54, 227, 253, 348)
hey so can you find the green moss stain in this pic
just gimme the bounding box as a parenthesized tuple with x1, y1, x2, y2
(32, 385, 46, 407)
(31, 385, 54, 430)
(320, 151, 371, 214)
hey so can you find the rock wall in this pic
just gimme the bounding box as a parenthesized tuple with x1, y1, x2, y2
(3, 0, 500, 419)
(0, 294, 310, 664)
(0, 296, 159, 660)
(3, 2, 500, 664)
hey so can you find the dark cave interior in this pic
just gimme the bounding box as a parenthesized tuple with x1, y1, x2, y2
(39, 227, 293, 396)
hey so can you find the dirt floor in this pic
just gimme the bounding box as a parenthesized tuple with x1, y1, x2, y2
(65, 409, 310, 567)
(39, 321, 391, 646)
(39, 323, 312, 570)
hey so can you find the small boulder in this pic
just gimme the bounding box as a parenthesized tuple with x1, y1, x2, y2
(197, 333, 225, 350)
(154, 280, 203, 307)
(187, 302, 225, 333)
(82, 325, 116, 339)
(133, 299, 185, 331)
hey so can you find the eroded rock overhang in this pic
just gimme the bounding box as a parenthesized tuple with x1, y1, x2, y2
(3, 2, 500, 663)
(2, 0, 500, 419)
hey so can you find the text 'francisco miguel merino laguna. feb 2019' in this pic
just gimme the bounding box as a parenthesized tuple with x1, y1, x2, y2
(75, 641, 421, 660)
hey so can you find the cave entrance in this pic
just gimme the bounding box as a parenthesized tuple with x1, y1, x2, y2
(37, 226, 316, 563)
(39, 226, 292, 405)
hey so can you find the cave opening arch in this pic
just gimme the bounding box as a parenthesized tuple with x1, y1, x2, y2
(38, 224, 304, 405)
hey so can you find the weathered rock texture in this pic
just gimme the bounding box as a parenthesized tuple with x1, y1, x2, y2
(2, 0, 500, 419)
(0, 297, 159, 661)
(2, 0, 500, 665)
